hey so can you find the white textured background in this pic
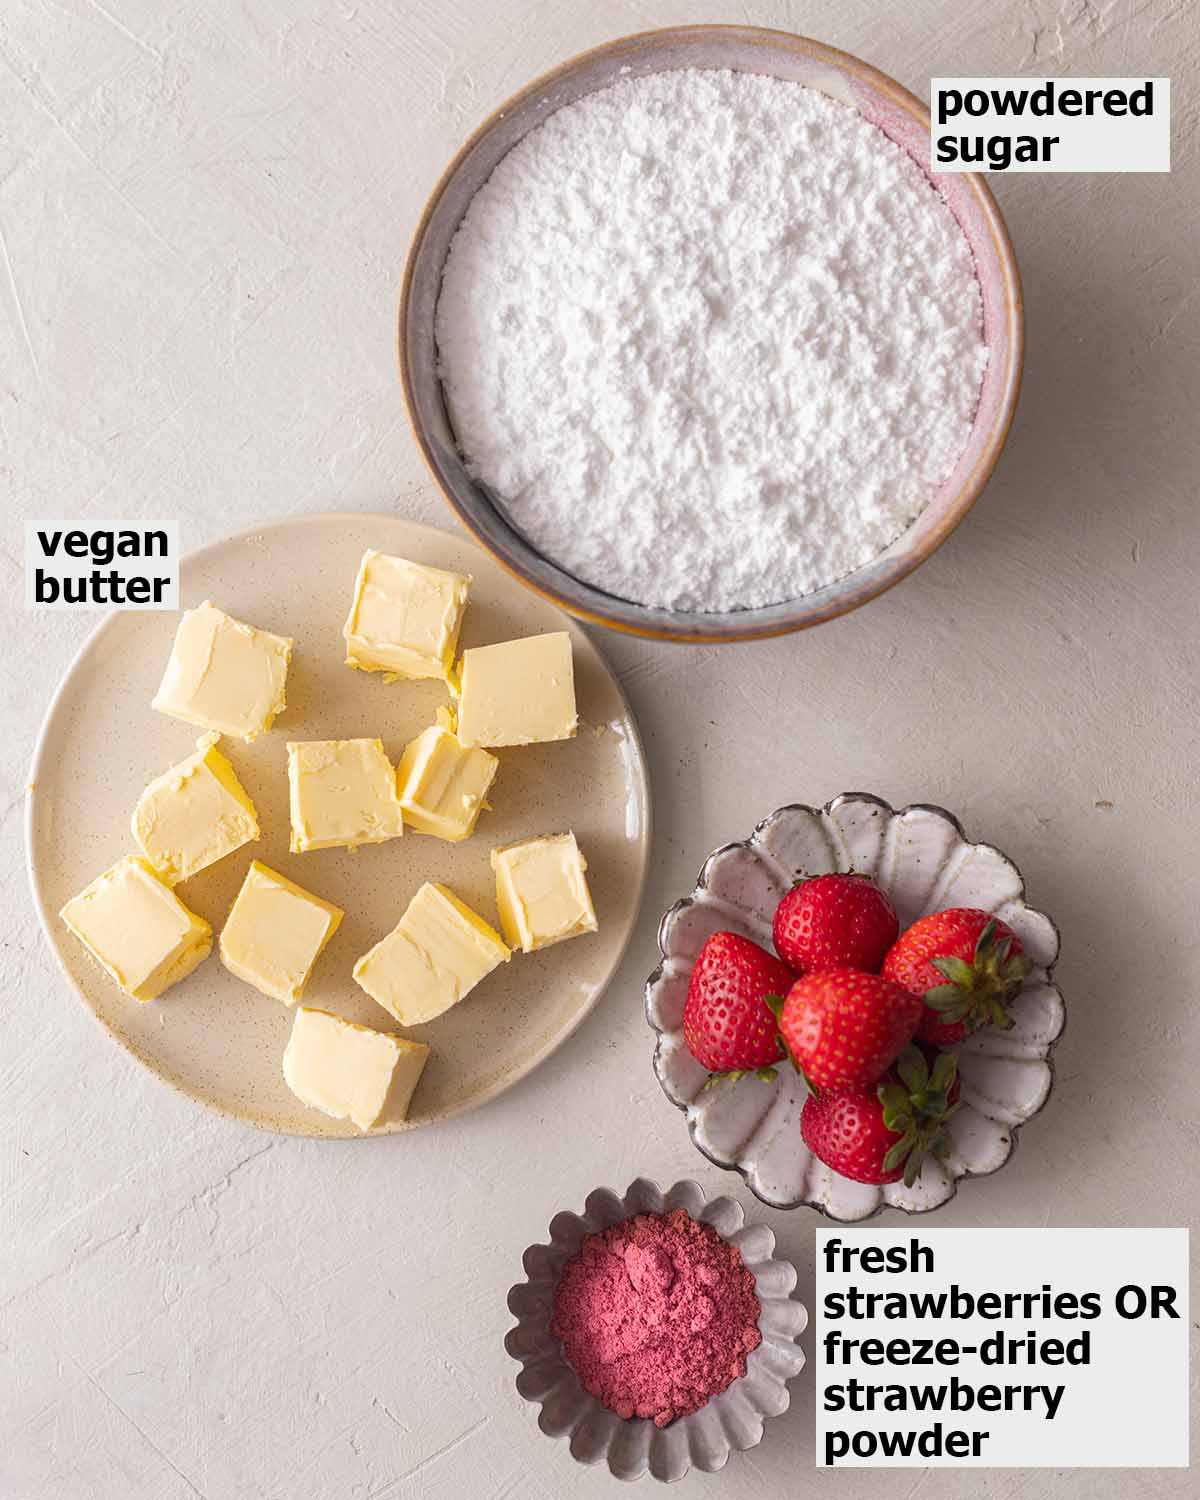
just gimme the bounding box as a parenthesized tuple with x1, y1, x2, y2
(3, 2, 1197, 1496)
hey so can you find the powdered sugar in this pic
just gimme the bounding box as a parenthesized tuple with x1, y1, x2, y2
(436, 69, 989, 613)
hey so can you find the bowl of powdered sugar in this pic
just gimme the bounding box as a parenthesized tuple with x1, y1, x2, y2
(400, 26, 1022, 641)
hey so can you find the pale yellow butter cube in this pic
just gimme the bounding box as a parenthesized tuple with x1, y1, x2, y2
(353, 881, 510, 1025)
(455, 632, 577, 749)
(491, 832, 598, 953)
(283, 1006, 428, 1131)
(131, 734, 259, 884)
(396, 723, 498, 842)
(153, 600, 292, 741)
(287, 738, 404, 852)
(220, 861, 343, 1005)
(343, 550, 470, 682)
(60, 855, 212, 1001)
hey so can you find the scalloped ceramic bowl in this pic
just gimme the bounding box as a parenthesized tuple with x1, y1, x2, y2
(505, 1177, 807, 1482)
(646, 796, 1065, 1221)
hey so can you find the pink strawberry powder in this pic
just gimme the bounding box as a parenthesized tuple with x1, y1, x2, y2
(549, 1209, 761, 1427)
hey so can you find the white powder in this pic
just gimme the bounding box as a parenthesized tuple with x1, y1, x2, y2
(436, 69, 989, 613)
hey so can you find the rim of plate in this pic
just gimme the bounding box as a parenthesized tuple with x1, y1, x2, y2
(644, 792, 1065, 1218)
(26, 511, 652, 1137)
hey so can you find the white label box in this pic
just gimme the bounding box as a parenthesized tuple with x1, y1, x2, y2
(816, 1228, 1188, 1467)
(26, 520, 179, 611)
(931, 77, 1170, 173)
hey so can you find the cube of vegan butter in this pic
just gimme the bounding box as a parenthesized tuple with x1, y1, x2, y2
(455, 632, 577, 749)
(219, 861, 343, 1005)
(153, 600, 292, 741)
(283, 1006, 429, 1131)
(491, 832, 598, 953)
(353, 881, 510, 1025)
(60, 855, 212, 1001)
(343, 550, 470, 681)
(131, 734, 259, 884)
(396, 723, 498, 842)
(287, 738, 404, 852)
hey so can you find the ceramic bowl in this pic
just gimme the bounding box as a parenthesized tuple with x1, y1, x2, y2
(399, 25, 1023, 643)
(505, 1176, 807, 1482)
(645, 795, 1065, 1221)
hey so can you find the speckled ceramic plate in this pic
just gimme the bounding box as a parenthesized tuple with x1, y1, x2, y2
(646, 795, 1064, 1220)
(27, 514, 649, 1136)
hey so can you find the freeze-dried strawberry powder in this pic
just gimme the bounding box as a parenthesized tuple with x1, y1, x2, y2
(549, 1209, 761, 1427)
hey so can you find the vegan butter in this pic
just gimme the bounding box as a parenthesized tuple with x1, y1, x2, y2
(132, 734, 259, 884)
(219, 861, 343, 1005)
(60, 854, 212, 1001)
(283, 1006, 429, 1130)
(455, 632, 577, 748)
(343, 550, 470, 681)
(287, 738, 404, 852)
(396, 722, 498, 842)
(153, 600, 292, 741)
(353, 881, 510, 1025)
(491, 832, 598, 953)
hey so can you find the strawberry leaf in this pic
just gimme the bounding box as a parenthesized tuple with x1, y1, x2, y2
(973, 917, 999, 959)
(895, 1044, 928, 1095)
(702, 1068, 751, 1091)
(755, 1066, 779, 1083)
(883, 1130, 916, 1174)
(902, 1146, 926, 1188)
(877, 1082, 911, 1116)
(931, 955, 975, 987)
(924, 983, 966, 1012)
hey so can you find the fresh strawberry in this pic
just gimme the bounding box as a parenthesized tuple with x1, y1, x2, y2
(773, 873, 898, 975)
(801, 1044, 961, 1186)
(779, 968, 922, 1090)
(882, 908, 1032, 1045)
(682, 931, 796, 1081)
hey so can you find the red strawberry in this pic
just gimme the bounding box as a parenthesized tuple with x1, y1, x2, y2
(882, 908, 1032, 1045)
(801, 1044, 961, 1186)
(682, 931, 796, 1080)
(779, 968, 922, 1090)
(773, 873, 899, 975)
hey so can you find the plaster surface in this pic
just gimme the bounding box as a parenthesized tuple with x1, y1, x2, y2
(3, 2, 1197, 1496)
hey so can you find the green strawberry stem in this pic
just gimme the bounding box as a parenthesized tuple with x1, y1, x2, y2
(700, 1063, 781, 1091)
(923, 918, 1032, 1033)
(877, 1044, 960, 1188)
